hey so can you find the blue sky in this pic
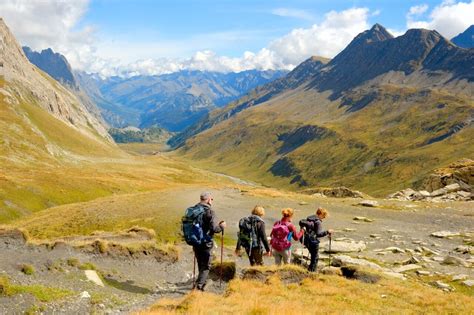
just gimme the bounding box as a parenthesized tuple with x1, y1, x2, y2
(2, 0, 473, 76)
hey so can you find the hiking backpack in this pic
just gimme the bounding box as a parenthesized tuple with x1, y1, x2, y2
(238, 215, 262, 250)
(299, 216, 319, 248)
(270, 221, 291, 252)
(182, 204, 209, 246)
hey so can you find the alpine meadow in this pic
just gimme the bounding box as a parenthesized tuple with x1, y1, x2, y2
(0, 1, 473, 314)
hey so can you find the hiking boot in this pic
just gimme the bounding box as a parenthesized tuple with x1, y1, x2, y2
(196, 284, 205, 291)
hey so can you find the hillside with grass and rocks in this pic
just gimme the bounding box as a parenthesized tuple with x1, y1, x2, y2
(1, 15, 473, 315)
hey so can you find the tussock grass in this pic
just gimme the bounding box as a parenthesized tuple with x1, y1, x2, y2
(0, 276, 72, 302)
(20, 264, 35, 275)
(144, 265, 474, 314)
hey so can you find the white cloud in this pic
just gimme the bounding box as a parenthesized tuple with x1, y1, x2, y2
(271, 8, 314, 21)
(1, 0, 374, 77)
(407, 0, 474, 38)
(408, 4, 429, 17)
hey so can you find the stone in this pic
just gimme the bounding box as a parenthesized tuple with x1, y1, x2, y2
(393, 264, 421, 273)
(370, 234, 381, 239)
(455, 245, 473, 254)
(357, 200, 379, 207)
(419, 190, 431, 197)
(84, 270, 104, 287)
(412, 240, 422, 244)
(452, 274, 468, 281)
(430, 231, 460, 238)
(445, 183, 462, 193)
(80, 291, 91, 299)
(421, 247, 440, 256)
(383, 272, 406, 280)
(343, 228, 356, 232)
(299, 201, 309, 205)
(431, 257, 444, 262)
(401, 256, 421, 265)
(331, 255, 382, 270)
(462, 280, 474, 287)
(320, 266, 342, 276)
(312, 193, 327, 198)
(416, 270, 431, 276)
(457, 191, 472, 198)
(433, 281, 452, 291)
(383, 247, 405, 253)
(442, 255, 469, 267)
(431, 188, 448, 197)
(324, 241, 366, 253)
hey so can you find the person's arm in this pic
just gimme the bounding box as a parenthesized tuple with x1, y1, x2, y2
(258, 221, 270, 252)
(236, 237, 241, 251)
(315, 220, 329, 238)
(206, 208, 223, 235)
(289, 223, 304, 241)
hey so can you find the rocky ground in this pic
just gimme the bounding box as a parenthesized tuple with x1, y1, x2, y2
(0, 187, 473, 314)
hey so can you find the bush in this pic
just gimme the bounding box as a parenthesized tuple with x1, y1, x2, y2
(20, 264, 35, 275)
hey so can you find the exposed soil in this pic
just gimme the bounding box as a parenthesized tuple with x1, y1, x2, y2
(1, 186, 473, 314)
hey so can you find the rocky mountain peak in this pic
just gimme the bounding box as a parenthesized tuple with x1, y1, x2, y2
(349, 23, 393, 46)
(451, 25, 474, 48)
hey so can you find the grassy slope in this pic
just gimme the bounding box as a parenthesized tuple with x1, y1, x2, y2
(146, 265, 474, 314)
(179, 85, 474, 196)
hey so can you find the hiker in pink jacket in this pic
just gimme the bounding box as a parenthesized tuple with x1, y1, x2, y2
(270, 208, 304, 265)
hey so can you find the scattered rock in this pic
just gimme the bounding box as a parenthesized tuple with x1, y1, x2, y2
(80, 291, 91, 299)
(341, 266, 381, 283)
(433, 281, 453, 291)
(84, 270, 104, 287)
(462, 280, 474, 287)
(357, 200, 379, 207)
(430, 231, 460, 238)
(320, 266, 342, 276)
(454, 245, 473, 255)
(353, 216, 374, 222)
(393, 264, 421, 273)
(452, 274, 468, 281)
(442, 255, 470, 267)
(383, 272, 406, 280)
(331, 255, 382, 270)
(370, 234, 381, 239)
(343, 228, 356, 232)
(416, 270, 431, 276)
(384, 247, 405, 254)
(324, 241, 366, 253)
(304, 186, 365, 198)
(298, 201, 309, 205)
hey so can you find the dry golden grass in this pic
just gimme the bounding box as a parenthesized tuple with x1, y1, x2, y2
(142, 265, 474, 315)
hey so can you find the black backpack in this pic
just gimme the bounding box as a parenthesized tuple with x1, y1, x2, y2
(299, 215, 319, 247)
(238, 215, 262, 250)
(182, 204, 210, 246)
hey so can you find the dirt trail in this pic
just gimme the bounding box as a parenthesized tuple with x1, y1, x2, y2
(1, 186, 473, 314)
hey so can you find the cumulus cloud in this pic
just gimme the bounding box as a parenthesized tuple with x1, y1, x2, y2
(408, 4, 429, 17)
(1, 0, 373, 77)
(407, 0, 474, 38)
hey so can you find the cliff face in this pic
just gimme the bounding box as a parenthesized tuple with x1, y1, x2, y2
(0, 18, 112, 143)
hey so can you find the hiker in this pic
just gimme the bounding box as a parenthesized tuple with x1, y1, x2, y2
(235, 206, 271, 266)
(270, 208, 304, 265)
(299, 207, 333, 272)
(182, 192, 226, 291)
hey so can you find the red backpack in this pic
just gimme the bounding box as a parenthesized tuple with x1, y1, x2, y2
(270, 221, 291, 251)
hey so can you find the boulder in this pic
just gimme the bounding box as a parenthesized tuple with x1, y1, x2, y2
(357, 200, 379, 207)
(433, 281, 453, 291)
(462, 280, 474, 287)
(442, 255, 470, 267)
(454, 245, 473, 255)
(431, 188, 448, 197)
(452, 274, 468, 281)
(324, 241, 366, 253)
(430, 231, 460, 238)
(84, 270, 104, 287)
(304, 186, 365, 198)
(383, 272, 406, 280)
(416, 270, 431, 276)
(393, 264, 421, 273)
(331, 255, 382, 270)
(320, 266, 342, 276)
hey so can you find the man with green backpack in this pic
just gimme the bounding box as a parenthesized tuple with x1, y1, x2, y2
(182, 192, 226, 291)
(235, 206, 271, 266)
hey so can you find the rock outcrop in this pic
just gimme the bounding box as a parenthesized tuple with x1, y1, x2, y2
(388, 159, 473, 201)
(303, 186, 365, 198)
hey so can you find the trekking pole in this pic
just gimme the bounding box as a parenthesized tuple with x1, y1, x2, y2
(220, 230, 224, 287)
(193, 253, 196, 289)
(328, 234, 332, 267)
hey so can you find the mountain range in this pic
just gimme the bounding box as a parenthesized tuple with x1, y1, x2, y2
(173, 24, 474, 196)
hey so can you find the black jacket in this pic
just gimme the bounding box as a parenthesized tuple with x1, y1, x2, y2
(199, 203, 223, 240)
(305, 215, 329, 238)
(236, 215, 270, 252)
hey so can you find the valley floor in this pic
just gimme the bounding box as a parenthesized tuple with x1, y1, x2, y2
(1, 182, 473, 314)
